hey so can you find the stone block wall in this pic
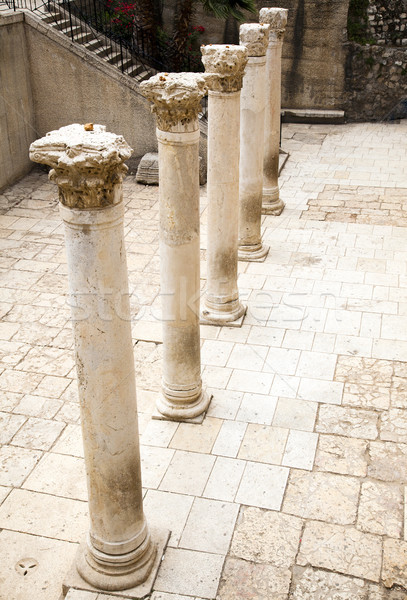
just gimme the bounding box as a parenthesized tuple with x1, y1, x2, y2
(345, 0, 407, 120)
(23, 12, 156, 162)
(367, 0, 407, 46)
(258, 0, 350, 111)
(344, 43, 407, 121)
(0, 9, 158, 191)
(0, 12, 36, 191)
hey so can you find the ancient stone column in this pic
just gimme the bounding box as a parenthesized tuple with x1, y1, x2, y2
(260, 7, 288, 215)
(201, 44, 248, 325)
(238, 23, 270, 262)
(30, 124, 167, 594)
(140, 73, 211, 422)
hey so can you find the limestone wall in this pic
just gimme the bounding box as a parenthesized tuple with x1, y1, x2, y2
(0, 13, 36, 191)
(160, 0, 351, 112)
(256, 0, 350, 111)
(23, 11, 157, 164)
(0, 10, 157, 191)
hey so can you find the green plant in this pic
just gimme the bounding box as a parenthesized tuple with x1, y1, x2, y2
(347, 0, 375, 44)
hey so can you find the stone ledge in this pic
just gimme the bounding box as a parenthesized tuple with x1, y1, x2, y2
(0, 10, 24, 24)
(282, 108, 345, 124)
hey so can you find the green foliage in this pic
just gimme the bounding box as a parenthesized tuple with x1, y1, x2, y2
(201, 0, 256, 22)
(347, 0, 375, 44)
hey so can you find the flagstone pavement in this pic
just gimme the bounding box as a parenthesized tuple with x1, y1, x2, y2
(0, 120, 407, 600)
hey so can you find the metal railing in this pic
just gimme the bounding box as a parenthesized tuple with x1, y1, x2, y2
(3, 0, 208, 119)
(4, 0, 204, 75)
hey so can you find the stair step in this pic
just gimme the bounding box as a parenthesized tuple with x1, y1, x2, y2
(105, 51, 124, 65)
(52, 18, 72, 30)
(39, 11, 155, 83)
(72, 30, 94, 44)
(42, 12, 62, 24)
(117, 57, 135, 71)
(123, 63, 143, 77)
(60, 24, 83, 38)
(94, 45, 112, 58)
(83, 38, 105, 52)
(135, 70, 151, 82)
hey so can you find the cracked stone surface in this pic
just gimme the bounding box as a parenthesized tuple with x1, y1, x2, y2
(368, 441, 407, 482)
(282, 470, 360, 525)
(297, 521, 382, 582)
(230, 506, 302, 568)
(1, 121, 407, 599)
(357, 481, 403, 538)
(290, 566, 369, 600)
(314, 435, 368, 477)
(217, 557, 291, 600)
(380, 409, 407, 443)
(382, 539, 407, 589)
(316, 405, 379, 440)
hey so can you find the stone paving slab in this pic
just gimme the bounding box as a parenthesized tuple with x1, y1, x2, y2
(0, 122, 407, 599)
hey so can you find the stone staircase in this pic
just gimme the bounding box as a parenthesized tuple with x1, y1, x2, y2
(10, 0, 155, 83)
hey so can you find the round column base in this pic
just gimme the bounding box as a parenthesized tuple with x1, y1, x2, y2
(156, 388, 211, 421)
(262, 186, 285, 216)
(76, 533, 156, 592)
(238, 243, 269, 262)
(201, 300, 247, 326)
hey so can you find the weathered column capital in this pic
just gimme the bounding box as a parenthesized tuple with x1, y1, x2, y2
(239, 23, 270, 57)
(259, 7, 288, 39)
(29, 124, 132, 209)
(201, 44, 248, 93)
(140, 72, 209, 132)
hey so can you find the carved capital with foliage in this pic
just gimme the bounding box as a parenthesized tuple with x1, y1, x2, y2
(259, 7, 288, 39)
(239, 23, 270, 57)
(201, 44, 248, 93)
(140, 72, 209, 132)
(29, 124, 132, 209)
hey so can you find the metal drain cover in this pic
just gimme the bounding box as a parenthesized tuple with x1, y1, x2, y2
(15, 558, 38, 576)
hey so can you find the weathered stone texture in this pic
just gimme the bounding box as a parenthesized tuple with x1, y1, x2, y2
(368, 441, 407, 482)
(382, 539, 407, 589)
(297, 521, 382, 582)
(357, 481, 403, 538)
(290, 566, 369, 600)
(344, 43, 407, 121)
(283, 470, 360, 525)
(218, 557, 291, 600)
(314, 434, 368, 477)
(316, 405, 379, 440)
(230, 506, 302, 567)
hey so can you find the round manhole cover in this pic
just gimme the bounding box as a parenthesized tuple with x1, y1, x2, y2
(15, 558, 38, 576)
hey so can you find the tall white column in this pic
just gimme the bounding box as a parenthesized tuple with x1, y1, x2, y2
(260, 7, 288, 216)
(140, 73, 211, 422)
(29, 124, 166, 594)
(238, 23, 270, 262)
(201, 44, 248, 326)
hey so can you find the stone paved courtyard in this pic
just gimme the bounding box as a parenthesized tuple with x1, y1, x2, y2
(0, 121, 407, 600)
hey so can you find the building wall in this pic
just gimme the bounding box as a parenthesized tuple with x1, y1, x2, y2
(0, 10, 158, 191)
(24, 11, 157, 162)
(161, 0, 351, 111)
(0, 13, 36, 191)
(264, 0, 351, 110)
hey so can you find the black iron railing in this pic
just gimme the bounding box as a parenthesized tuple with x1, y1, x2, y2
(4, 0, 204, 75)
(3, 0, 208, 120)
